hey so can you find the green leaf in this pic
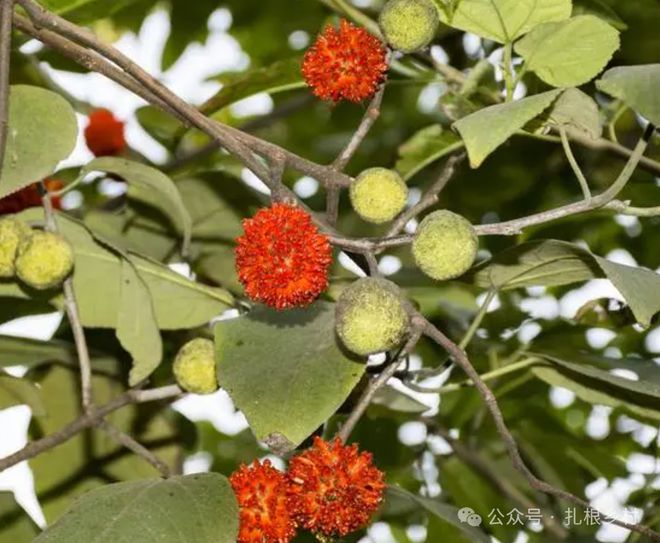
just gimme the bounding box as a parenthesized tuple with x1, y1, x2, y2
(548, 87, 602, 139)
(0, 85, 77, 198)
(372, 386, 429, 414)
(453, 90, 562, 167)
(471, 240, 660, 327)
(82, 157, 193, 256)
(387, 486, 491, 543)
(395, 125, 464, 181)
(572, 0, 628, 31)
(437, 0, 572, 43)
(0, 371, 45, 415)
(201, 58, 306, 116)
(515, 15, 620, 87)
(34, 474, 239, 543)
(596, 64, 660, 126)
(0, 492, 40, 543)
(0, 336, 75, 368)
(29, 365, 182, 522)
(117, 258, 163, 386)
(215, 301, 365, 453)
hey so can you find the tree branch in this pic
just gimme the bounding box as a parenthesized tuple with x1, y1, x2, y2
(0, 0, 14, 176)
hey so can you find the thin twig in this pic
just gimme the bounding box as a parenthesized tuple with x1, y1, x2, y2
(0, 384, 182, 473)
(560, 126, 591, 200)
(0, 0, 14, 176)
(419, 315, 660, 541)
(99, 420, 172, 478)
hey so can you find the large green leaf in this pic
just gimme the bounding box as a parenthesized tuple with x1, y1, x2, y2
(0, 336, 75, 368)
(215, 301, 365, 453)
(34, 474, 239, 543)
(82, 157, 193, 256)
(515, 16, 620, 87)
(572, 0, 627, 31)
(0, 86, 77, 198)
(29, 365, 181, 522)
(471, 240, 660, 327)
(201, 57, 306, 116)
(0, 492, 40, 543)
(453, 90, 562, 167)
(596, 64, 660, 125)
(548, 88, 602, 139)
(395, 125, 464, 181)
(117, 258, 163, 386)
(438, 0, 572, 43)
(0, 371, 45, 415)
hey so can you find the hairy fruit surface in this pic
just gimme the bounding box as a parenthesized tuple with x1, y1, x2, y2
(412, 209, 478, 281)
(172, 338, 218, 395)
(15, 231, 74, 290)
(287, 437, 385, 537)
(235, 203, 332, 310)
(84, 108, 126, 157)
(302, 19, 388, 103)
(335, 278, 410, 356)
(380, 0, 439, 53)
(0, 218, 31, 278)
(350, 168, 408, 224)
(230, 459, 297, 543)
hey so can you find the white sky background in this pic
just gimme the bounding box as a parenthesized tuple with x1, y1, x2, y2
(0, 6, 659, 543)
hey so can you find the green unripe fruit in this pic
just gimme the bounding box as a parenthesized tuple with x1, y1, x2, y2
(173, 338, 218, 395)
(350, 168, 408, 224)
(379, 0, 439, 53)
(15, 231, 74, 290)
(336, 278, 410, 356)
(412, 210, 478, 281)
(0, 218, 31, 278)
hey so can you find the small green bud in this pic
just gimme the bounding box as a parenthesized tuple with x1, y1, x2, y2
(15, 231, 74, 290)
(336, 278, 410, 356)
(0, 218, 31, 278)
(412, 210, 478, 281)
(173, 338, 218, 395)
(350, 168, 408, 224)
(379, 0, 439, 53)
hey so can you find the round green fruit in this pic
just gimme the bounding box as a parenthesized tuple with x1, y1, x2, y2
(173, 338, 218, 395)
(0, 218, 31, 278)
(412, 210, 478, 281)
(350, 168, 408, 224)
(379, 0, 439, 53)
(15, 231, 74, 290)
(336, 278, 410, 356)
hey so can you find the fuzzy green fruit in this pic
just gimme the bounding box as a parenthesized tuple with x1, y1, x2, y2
(412, 210, 478, 281)
(350, 168, 408, 224)
(336, 278, 410, 356)
(0, 218, 31, 278)
(379, 0, 439, 53)
(173, 338, 218, 395)
(15, 231, 74, 290)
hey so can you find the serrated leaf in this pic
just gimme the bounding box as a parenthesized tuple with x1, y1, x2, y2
(395, 125, 464, 180)
(438, 0, 572, 43)
(215, 302, 365, 452)
(34, 474, 238, 543)
(0, 371, 45, 415)
(548, 88, 602, 139)
(453, 90, 562, 167)
(0, 85, 77, 198)
(596, 64, 660, 126)
(117, 259, 163, 386)
(82, 158, 193, 256)
(515, 15, 620, 87)
(0, 492, 40, 543)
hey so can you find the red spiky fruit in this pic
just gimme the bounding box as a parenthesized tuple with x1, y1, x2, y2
(84, 108, 126, 157)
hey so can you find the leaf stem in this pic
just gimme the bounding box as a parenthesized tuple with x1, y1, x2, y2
(502, 42, 514, 102)
(560, 126, 591, 200)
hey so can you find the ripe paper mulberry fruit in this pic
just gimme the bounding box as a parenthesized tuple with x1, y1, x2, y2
(0, 218, 31, 278)
(380, 0, 440, 53)
(302, 19, 388, 103)
(230, 459, 297, 543)
(287, 437, 386, 537)
(15, 231, 74, 290)
(0, 179, 64, 215)
(172, 338, 218, 395)
(350, 168, 408, 224)
(84, 108, 126, 157)
(235, 203, 332, 310)
(336, 278, 410, 356)
(412, 209, 478, 281)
